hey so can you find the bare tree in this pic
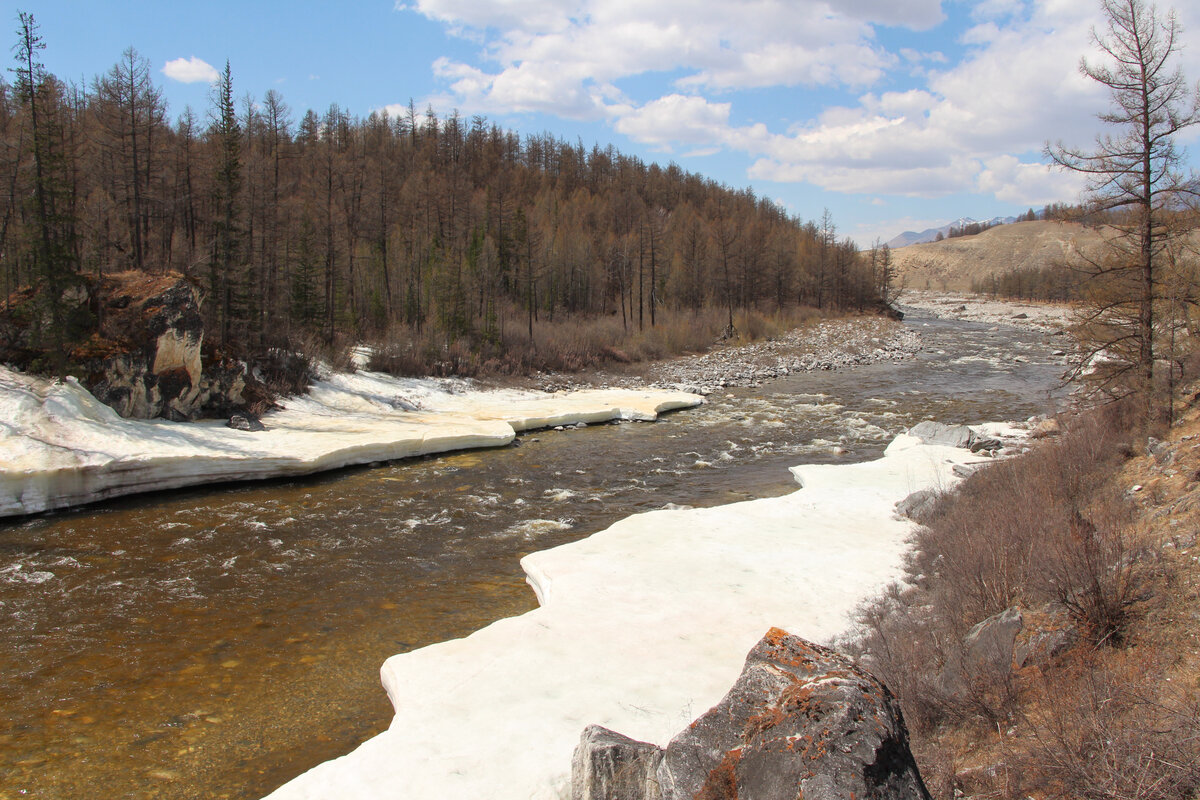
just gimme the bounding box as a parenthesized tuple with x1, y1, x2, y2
(92, 47, 163, 272)
(1046, 0, 1200, 425)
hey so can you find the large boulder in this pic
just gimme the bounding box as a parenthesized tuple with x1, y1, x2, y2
(907, 420, 975, 449)
(572, 726, 664, 800)
(940, 606, 1023, 696)
(572, 628, 931, 800)
(1, 271, 265, 420)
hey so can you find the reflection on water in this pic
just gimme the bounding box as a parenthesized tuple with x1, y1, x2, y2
(0, 312, 1066, 799)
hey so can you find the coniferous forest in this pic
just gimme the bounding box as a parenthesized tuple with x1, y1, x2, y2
(1, 17, 887, 382)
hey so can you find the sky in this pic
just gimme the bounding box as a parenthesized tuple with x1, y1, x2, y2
(5, 0, 1200, 246)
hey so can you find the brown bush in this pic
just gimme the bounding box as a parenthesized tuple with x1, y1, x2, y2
(1019, 650, 1200, 800)
(850, 400, 1147, 775)
(364, 304, 821, 378)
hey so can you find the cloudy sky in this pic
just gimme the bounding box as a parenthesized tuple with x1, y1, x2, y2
(10, 0, 1200, 244)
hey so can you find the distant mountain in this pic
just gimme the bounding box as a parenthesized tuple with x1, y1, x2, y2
(887, 216, 1016, 249)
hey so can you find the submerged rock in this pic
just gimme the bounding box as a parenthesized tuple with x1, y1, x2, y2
(573, 628, 931, 800)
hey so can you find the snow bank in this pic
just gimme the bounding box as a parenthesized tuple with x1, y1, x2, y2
(0, 366, 700, 517)
(264, 429, 1000, 800)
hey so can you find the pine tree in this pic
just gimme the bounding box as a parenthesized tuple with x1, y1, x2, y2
(211, 60, 242, 347)
(11, 12, 77, 374)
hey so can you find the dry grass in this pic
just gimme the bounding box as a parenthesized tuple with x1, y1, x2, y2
(848, 394, 1200, 799)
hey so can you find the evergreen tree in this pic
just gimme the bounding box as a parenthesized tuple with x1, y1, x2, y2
(11, 12, 77, 374)
(211, 60, 242, 346)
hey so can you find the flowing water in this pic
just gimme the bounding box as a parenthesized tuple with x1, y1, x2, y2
(0, 311, 1067, 799)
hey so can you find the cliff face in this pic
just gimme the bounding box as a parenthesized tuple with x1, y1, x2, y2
(2, 271, 260, 420)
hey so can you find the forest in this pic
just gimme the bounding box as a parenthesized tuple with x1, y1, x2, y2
(1, 17, 889, 380)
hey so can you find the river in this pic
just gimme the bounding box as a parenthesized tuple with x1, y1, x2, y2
(0, 310, 1066, 799)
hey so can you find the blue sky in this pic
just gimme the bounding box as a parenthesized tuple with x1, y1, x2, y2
(6, 0, 1200, 245)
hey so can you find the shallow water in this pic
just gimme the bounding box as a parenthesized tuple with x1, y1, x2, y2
(0, 312, 1066, 799)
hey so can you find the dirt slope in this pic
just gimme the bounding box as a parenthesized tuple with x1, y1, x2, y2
(889, 220, 1107, 292)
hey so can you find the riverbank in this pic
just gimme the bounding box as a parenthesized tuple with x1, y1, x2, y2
(900, 290, 1074, 332)
(1, 305, 1069, 800)
(537, 315, 922, 393)
(0, 367, 700, 518)
(0, 315, 925, 519)
(265, 421, 1028, 799)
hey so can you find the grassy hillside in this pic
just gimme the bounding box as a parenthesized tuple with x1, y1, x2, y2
(889, 221, 1108, 292)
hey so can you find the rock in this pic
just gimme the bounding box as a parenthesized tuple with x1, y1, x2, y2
(1012, 312, 1028, 319)
(391, 396, 420, 412)
(1030, 417, 1061, 438)
(573, 629, 932, 800)
(572, 725, 664, 800)
(0, 270, 275, 421)
(941, 607, 1023, 695)
(1014, 625, 1076, 668)
(658, 629, 931, 800)
(1148, 437, 1175, 466)
(895, 488, 940, 524)
(964, 607, 1023, 672)
(969, 436, 1002, 453)
(907, 420, 975, 449)
(226, 412, 265, 432)
(952, 463, 984, 479)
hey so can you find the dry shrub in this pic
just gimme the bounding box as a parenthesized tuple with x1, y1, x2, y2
(1020, 650, 1200, 800)
(364, 304, 818, 378)
(251, 347, 317, 400)
(851, 402, 1142, 742)
(909, 405, 1136, 644)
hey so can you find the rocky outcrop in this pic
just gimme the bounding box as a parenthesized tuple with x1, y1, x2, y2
(573, 628, 931, 800)
(80, 273, 256, 421)
(2, 271, 263, 421)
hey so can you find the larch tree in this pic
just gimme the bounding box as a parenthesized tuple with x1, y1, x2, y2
(1046, 0, 1200, 426)
(92, 47, 163, 273)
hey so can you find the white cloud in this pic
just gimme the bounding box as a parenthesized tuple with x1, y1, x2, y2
(401, 0, 1200, 208)
(161, 56, 219, 84)
(614, 94, 731, 148)
(407, 0, 919, 120)
(977, 155, 1086, 205)
(731, 2, 1109, 200)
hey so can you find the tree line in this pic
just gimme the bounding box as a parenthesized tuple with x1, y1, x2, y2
(2, 14, 884, 377)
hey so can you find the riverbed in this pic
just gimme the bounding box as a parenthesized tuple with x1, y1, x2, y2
(0, 309, 1066, 799)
